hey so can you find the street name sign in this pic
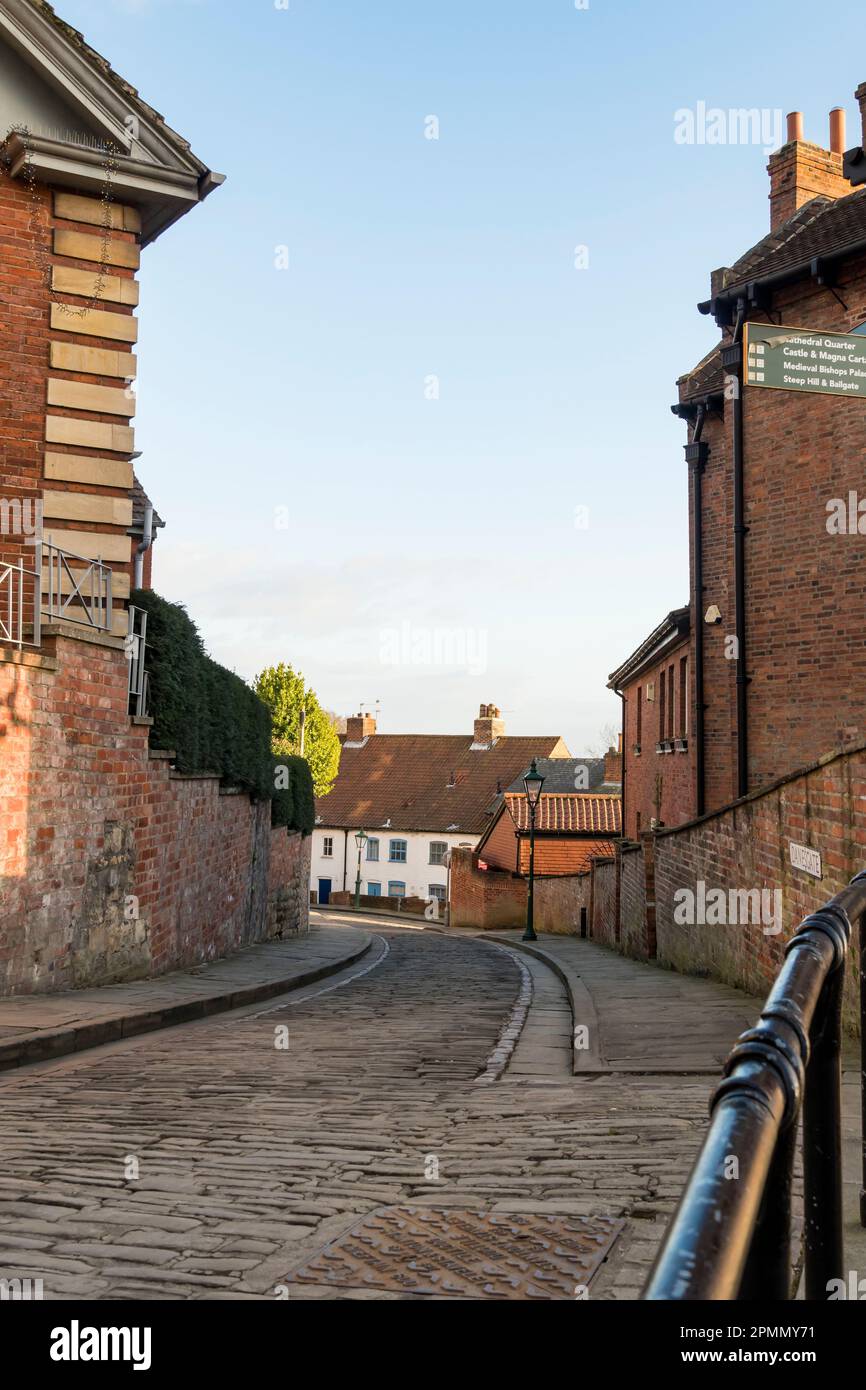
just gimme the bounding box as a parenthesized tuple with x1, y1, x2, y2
(789, 841, 822, 879)
(744, 323, 866, 399)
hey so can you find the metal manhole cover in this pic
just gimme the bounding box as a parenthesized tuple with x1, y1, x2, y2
(287, 1206, 624, 1299)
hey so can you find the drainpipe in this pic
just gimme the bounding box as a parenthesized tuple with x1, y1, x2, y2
(133, 503, 153, 590)
(730, 299, 749, 799)
(342, 828, 349, 892)
(613, 685, 627, 839)
(686, 406, 708, 817)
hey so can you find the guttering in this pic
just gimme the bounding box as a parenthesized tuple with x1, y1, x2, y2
(698, 227, 866, 326)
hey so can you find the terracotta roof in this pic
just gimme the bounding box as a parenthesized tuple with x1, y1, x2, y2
(314, 734, 570, 835)
(505, 792, 621, 835)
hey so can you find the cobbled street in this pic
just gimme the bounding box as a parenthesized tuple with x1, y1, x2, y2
(0, 920, 745, 1301)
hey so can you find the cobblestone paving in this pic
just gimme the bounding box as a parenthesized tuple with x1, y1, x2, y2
(0, 928, 717, 1301)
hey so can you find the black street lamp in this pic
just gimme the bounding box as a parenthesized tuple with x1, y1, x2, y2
(353, 829, 368, 910)
(522, 759, 545, 942)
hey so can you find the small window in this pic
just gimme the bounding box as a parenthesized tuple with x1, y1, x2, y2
(428, 884, 446, 902)
(322, 836, 333, 858)
(658, 669, 666, 741)
(388, 881, 406, 898)
(636, 811, 642, 836)
(366, 837, 379, 862)
(679, 656, 688, 738)
(389, 839, 407, 862)
(667, 664, 675, 741)
(636, 686, 642, 747)
(429, 841, 447, 865)
(367, 882, 381, 896)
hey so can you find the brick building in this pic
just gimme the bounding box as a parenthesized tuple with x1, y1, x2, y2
(310, 704, 570, 905)
(0, 5, 313, 996)
(475, 756, 621, 876)
(0, 0, 223, 639)
(609, 608, 693, 839)
(612, 84, 866, 838)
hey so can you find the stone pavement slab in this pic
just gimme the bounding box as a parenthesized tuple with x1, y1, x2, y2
(0, 926, 372, 1072)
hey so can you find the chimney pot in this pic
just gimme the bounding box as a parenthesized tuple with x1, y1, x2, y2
(830, 107, 846, 155)
(787, 111, 804, 143)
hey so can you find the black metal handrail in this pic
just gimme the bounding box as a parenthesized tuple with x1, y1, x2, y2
(643, 871, 866, 1301)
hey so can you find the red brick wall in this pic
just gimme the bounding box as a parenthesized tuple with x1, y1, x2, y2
(621, 639, 694, 839)
(0, 630, 309, 994)
(449, 846, 526, 930)
(579, 743, 866, 1034)
(653, 745, 866, 1032)
(685, 255, 866, 811)
(619, 844, 649, 958)
(534, 873, 590, 935)
(0, 170, 50, 585)
(590, 857, 617, 947)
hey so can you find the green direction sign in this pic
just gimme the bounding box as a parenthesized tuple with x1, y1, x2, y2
(744, 323, 866, 399)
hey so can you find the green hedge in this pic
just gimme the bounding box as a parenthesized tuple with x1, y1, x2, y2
(132, 591, 303, 819)
(271, 754, 315, 834)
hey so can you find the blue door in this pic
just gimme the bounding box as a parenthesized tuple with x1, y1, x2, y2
(318, 878, 332, 905)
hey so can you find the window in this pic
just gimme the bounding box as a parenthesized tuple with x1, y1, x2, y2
(367, 882, 381, 896)
(388, 881, 406, 898)
(635, 811, 642, 836)
(667, 665, 675, 740)
(322, 836, 333, 858)
(636, 686, 642, 748)
(679, 656, 688, 738)
(428, 884, 446, 902)
(389, 839, 407, 862)
(366, 837, 379, 862)
(429, 841, 447, 865)
(658, 668, 666, 741)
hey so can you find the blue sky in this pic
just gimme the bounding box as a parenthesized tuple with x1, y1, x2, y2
(63, 0, 863, 750)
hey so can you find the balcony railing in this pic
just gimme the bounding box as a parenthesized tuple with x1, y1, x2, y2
(643, 871, 866, 1301)
(0, 542, 114, 650)
(0, 557, 41, 649)
(43, 539, 112, 633)
(126, 604, 149, 718)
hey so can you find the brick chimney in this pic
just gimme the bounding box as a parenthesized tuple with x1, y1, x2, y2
(604, 743, 622, 786)
(473, 703, 505, 747)
(768, 108, 852, 231)
(345, 710, 376, 742)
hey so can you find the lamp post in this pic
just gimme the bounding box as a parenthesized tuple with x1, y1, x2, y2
(522, 759, 545, 942)
(353, 829, 368, 910)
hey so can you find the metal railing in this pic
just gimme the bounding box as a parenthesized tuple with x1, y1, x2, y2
(0, 543, 115, 650)
(643, 871, 866, 1301)
(43, 539, 112, 632)
(0, 557, 41, 649)
(126, 604, 149, 718)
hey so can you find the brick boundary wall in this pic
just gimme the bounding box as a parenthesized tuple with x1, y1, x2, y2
(590, 858, 617, 948)
(577, 743, 866, 1035)
(619, 843, 649, 958)
(448, 847, 526, 930)
(534, 873, 590, 935)
(0, 628, 310, 995)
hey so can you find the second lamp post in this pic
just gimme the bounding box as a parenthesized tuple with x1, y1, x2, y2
(522, 759, 545, 942)
(353, 828, 368, 910)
